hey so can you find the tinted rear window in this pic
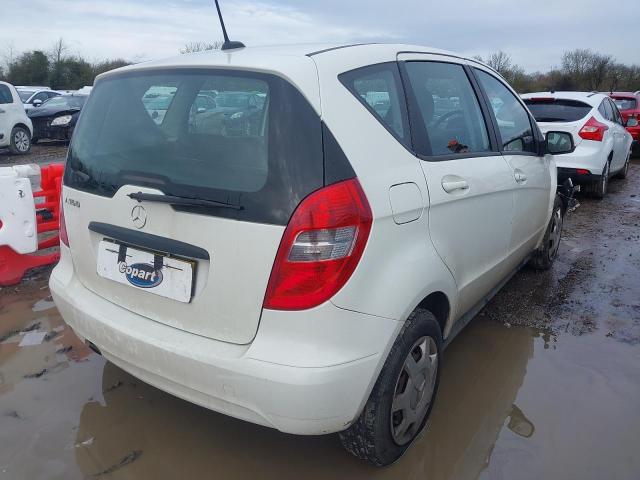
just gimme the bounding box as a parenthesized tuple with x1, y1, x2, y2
(613, 98, 637, 111)
(524, 99, 592, 122)
(65, 69, 324, 225)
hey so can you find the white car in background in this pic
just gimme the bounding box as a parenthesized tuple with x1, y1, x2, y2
(0, 81, 33, 154)
(16, 87, 62, 113)
(522, 92, 633, 198)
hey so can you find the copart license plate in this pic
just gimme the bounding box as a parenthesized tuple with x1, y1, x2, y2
(96, 240, 194, 303)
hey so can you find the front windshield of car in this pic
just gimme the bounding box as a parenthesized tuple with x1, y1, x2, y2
(613, 98, 637, 111)
(18, 90, 35, 102)
(41, 95, 87, 109)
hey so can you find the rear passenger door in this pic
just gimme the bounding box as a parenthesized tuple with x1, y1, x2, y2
(473, 68, 551, 263)
(398, 54, 515, 318)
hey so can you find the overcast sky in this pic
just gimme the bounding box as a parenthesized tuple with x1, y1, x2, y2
(2, 0, 638, 71)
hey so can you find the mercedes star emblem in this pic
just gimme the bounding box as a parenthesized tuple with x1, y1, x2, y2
(131, 205, 147, 229)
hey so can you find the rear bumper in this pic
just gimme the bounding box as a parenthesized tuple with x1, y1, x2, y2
(50, 246, 399, 435)
(557, 167, 599, 185)
(555, 141, 607, 183)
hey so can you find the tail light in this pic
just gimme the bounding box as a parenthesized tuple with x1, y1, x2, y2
(579, 117, 608, 142)
(576, 169, 590, 175)
(263, 178, 372, 311)
(59, 198, 69, 247)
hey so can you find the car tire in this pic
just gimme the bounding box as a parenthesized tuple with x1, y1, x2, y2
(530, 195, 563, 271)
(339, 308, 442, 466)
(615, 151, 630, 180)
(8, 126, 31, 155)
(590, 159, 610, 199)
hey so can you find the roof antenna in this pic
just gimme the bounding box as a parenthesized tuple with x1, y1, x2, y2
(214, 0, 245, 50)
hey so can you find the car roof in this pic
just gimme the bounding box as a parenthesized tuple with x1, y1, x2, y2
(96, 43, 494, 114)
(521, 91, 605, 108)
(98, 43, 489, 79)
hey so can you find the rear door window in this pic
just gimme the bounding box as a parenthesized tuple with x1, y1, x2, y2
(524, 99, 592, 122)
(404, 61, 491, 156)
(339, 63, 409, 146)
(600, 99, 614, 122)
(609, 99, 623, 125)
(65, 69, 324, 225)
(0, 85, 12, 104)
(475, 69, 537, 154)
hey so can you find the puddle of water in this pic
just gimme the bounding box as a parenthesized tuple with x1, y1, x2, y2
(1, 279, 639, 480)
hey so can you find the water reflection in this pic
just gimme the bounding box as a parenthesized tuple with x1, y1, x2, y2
(72, 321, 535, 480)
(4, 280, 639, 480)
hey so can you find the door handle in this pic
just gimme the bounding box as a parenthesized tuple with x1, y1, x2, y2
(0, 108, 5, 114)
(441, 178, 469, 193)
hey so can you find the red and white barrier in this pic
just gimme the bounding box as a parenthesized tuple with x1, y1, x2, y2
(0, 163, 64, 286)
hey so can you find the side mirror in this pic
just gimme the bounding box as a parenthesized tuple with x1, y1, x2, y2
(197, 107, 206, 114)
(545, 131, 575, 155)
(32, 99, 42, 107)
(626, 117, 638, 128)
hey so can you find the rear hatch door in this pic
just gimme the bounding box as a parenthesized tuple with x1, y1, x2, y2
(63, 67, 323, 345)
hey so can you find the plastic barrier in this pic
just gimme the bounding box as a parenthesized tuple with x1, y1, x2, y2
(0, 163, 64, 286)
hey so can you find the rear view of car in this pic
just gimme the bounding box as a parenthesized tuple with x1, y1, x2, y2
(609, 92, 640, 155)
(523, 92, 632, 198)
(50, 54, 382, 441)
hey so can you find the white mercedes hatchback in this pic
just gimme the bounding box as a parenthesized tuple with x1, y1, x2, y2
(51, 43, 574, 465)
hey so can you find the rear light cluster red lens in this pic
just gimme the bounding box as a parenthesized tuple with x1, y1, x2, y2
(576, 169, 590, 175)
(579, 117, 608, 142)
(59, 198, 69, 247)
(263, 178, 372, 311)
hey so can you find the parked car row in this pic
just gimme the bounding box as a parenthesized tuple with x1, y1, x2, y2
(0, 83, 92, 154)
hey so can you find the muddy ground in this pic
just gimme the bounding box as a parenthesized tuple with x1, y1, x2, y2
(0, 159, 639, 479)
(0, 141, 68, 167)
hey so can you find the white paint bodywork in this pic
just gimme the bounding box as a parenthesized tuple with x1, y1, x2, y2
(0, 81, 33, 148)
(51, 44, 559, 435)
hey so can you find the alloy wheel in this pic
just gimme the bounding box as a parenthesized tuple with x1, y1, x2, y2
(14, 129, 30, 153)
(390, 335, 438, 446)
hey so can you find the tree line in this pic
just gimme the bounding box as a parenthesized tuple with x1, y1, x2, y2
(475, 49, 640, 93)
(2, 40, 638, 94)
(0, 39, 130, 90)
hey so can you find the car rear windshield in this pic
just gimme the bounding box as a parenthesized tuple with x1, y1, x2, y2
(613, 98, 637, 111)
(524, 99, 592, 122)
(65, 69, 324, 225)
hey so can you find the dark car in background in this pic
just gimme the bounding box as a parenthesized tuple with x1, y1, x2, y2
(27, 93, 89, 143)
(608, 92, 640, 155)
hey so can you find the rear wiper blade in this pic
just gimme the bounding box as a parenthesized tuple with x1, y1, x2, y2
(128, 192, 243, 210)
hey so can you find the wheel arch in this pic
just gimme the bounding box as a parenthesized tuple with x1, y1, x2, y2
(416, 291, 450, 338)
(13, 123, 33, 137)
